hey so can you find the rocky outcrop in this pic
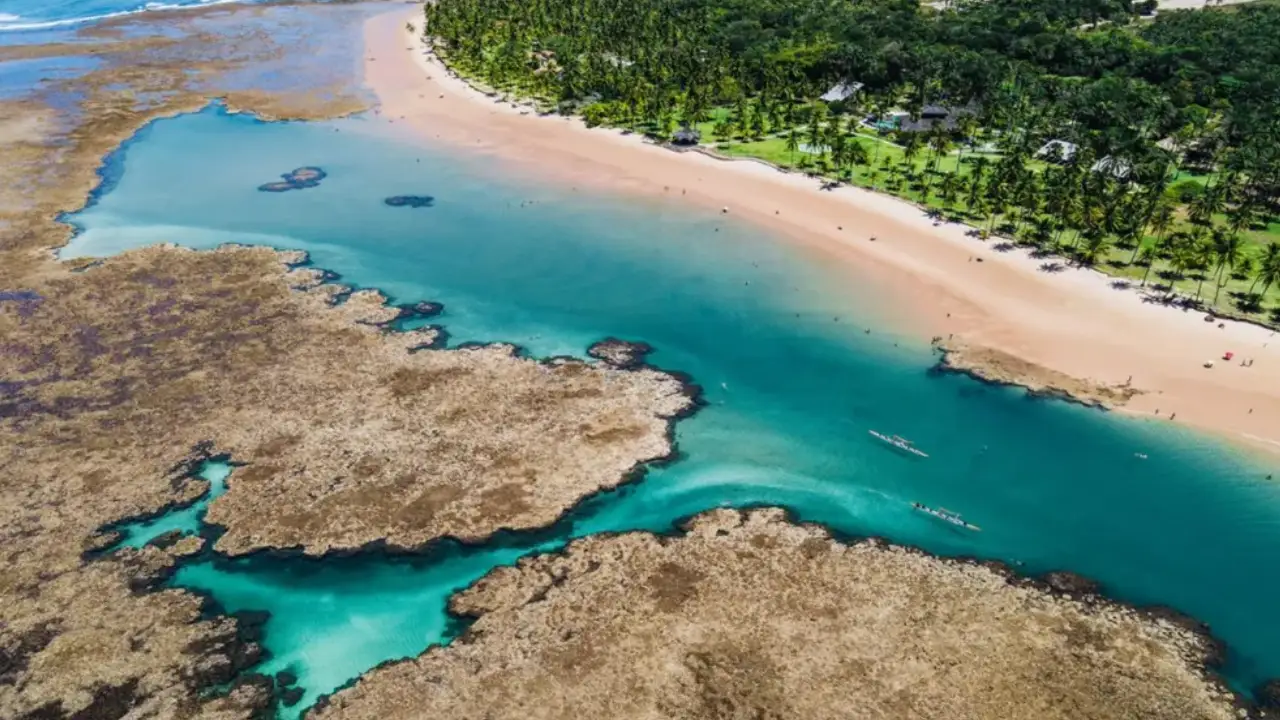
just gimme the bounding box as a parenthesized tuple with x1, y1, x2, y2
(587, 337, 655, 370)
(935, 340, 1141, 409)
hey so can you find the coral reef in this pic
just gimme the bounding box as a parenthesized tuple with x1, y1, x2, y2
(383, 195, 434, 208)
(258, 166, 327, 192)
(313, 508, 1247, 720)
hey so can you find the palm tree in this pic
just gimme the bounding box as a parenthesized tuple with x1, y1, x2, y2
(938, 172, 962, 214)
(1191, 231, 1214, 301)
(1251, 243, 1280, 308)
(1189, 185, 1225, 226)
(1080, 231, 1112, 266)
(964, 174, 983, 216)
(1138, 244, 1159, 286)
(954, 114, 978, 172)
(785, 127, 801, 164)
(830, 129, 849, 178)
(902, 134, 922, 176)
(1211, 227, 1245, 305)
(1168, 239, 1198, 299)
(928, 129, 952, 176)
(806, 104, 827, 156)
(1133, 200, 1174, 264)
(846, 140, 870, 182)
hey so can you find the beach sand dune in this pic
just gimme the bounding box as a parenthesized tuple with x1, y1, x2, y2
(367, 8, 1280, 453)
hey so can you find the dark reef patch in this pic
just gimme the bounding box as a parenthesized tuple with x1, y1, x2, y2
(384, 195, 435, 208)
(0, 290, 44, 318)
(258, 166, 327, 193)
(587, 337, 655, 370)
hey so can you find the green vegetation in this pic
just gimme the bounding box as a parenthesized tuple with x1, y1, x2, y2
(424, 0, 1280, 323)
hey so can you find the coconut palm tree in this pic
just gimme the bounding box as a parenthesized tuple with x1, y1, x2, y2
(785, 127, 801, 164)
(1080, 231, 1112, 266)
(1132, 199, 1174, 264)
(902, 134, 923, 175)
(1138, 244, 1159, 286)
(1211, 227, 1245, 305)
(1191, 231, 1215, 301)
(1168, 238, 1198, 299)
(1247, 243, 1280, 308)
(846, 140, 870, 182)
(939, 172, 962, 214)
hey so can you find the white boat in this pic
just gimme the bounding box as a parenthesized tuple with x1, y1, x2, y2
(868, 430, 929, 458)
(912, 503, 981, 531)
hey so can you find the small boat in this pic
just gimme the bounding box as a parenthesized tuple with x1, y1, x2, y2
(912, 502, 981, 531)
(868, 430, 929, 458)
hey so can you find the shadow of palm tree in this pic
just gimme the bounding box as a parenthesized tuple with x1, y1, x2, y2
(1039, 262, 1066, 273)
(992, 242, 1015, 252)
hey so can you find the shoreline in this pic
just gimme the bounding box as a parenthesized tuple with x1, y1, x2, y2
(366, 6, 1280, 456)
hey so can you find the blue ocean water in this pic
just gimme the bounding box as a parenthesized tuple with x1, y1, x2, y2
(0, 0, 259, 32)
(66, 106, 1280, 717)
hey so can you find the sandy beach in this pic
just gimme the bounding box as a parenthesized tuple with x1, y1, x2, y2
(365, 7, 1280, 453)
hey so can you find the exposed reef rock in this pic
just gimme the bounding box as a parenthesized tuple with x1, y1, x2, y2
(587, 337, 655, 370)
(258, 166, 328, 192)
(167, 535, 206, 558)
(0, 546, 268, 720)
(935, 340, 1141, 409)
(313, 508, 1247, 720)
(383, 195, 435, 208)
(397, 300, 444, 319)
(1, 238, 695, 708)
(1258, 679, 1280, 710)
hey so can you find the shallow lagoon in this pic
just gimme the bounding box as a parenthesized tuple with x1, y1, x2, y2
(67, 106, 1280, 716)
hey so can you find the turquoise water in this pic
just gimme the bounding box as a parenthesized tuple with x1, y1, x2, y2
(116, 459, 232, 548)
(0, 0, 262, 32)
(68, 106, 1280, 716)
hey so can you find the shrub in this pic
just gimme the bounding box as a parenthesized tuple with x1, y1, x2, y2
(1168, 178, 1204, 204)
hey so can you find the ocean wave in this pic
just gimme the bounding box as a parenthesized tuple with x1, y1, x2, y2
(0, 0, 252, 32)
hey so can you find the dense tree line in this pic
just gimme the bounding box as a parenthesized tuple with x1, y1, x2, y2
(424, 0, 1280, 317)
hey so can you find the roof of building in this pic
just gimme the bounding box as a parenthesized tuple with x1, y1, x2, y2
(820, 81, 864, 103)
(1035, 139, 1079, 162)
